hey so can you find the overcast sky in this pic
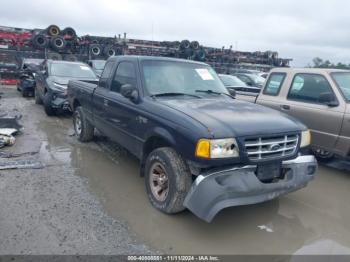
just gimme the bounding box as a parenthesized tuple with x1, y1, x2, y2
(1, 0, 349, 66)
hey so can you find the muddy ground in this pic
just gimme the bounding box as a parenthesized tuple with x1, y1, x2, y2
(1, 85, 350, 255)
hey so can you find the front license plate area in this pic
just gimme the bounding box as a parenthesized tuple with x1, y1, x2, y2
(256, 162, 281, 182)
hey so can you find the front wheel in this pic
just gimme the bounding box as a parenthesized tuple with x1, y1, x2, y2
(312, 148, 335, 162)
(73, 106, 94, 142)
(43, 92, 56, 116)
(145, 147, 192, 214)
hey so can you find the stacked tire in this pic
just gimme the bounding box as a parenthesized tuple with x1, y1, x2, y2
(30, 25, 79, 61)
(177, 39, 206, 61)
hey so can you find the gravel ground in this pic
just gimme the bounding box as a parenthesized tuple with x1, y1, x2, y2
(0, 85, 154, 255)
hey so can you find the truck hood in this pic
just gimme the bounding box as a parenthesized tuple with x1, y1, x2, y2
(159, 97, 305, 137)
(49, 76, 99, 88)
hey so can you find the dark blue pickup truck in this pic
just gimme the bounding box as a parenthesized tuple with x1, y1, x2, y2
(67, 56, 317, 222)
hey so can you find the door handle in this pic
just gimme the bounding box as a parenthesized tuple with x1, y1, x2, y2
(104, 99, 108, 107)
(280, 104, 290, 110)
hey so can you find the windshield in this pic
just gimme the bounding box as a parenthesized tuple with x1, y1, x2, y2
(250, 74, 266, 85)
(219, 74, 247, 87)
(93, 60, 106, 70)
(141, 60, 228, 96)
(331, 72, 350, 102)
(50, 63, 96, 78)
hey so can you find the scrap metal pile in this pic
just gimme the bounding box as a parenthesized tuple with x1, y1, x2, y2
(0, 24, 292, 79)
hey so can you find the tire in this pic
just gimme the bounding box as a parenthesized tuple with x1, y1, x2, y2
(195, 48, 206, 61)
(90, 44, 101, 56)
(73, 106, 94, 142)
(50, 36, 66, 51)
(190, 41, 200, 50)
(34, 87, 43, 104)
(61, 27, 76, 38)
(312, 148, 335, 162)
(22, 89, 28, 97)
(103, 45, 115, 57)
(180, 40, 190, 49)
(43, 92, 55, 116)
(31, 34, 48, 49)
(46, 25, 60, 36)
(145, 147, 192, 214)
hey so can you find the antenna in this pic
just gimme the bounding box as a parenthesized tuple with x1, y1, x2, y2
(151, 21, 154, 56)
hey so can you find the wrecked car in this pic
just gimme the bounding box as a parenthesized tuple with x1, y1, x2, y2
(17, 58, 44, 97)
(34, 60, 98, 116)
(67, 56, 317, 222)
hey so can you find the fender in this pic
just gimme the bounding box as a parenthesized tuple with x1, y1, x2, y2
(143, 126, 177, 151)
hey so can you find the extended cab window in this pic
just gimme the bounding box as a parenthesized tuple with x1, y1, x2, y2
(263, 73, 285, 96)
(111, 62, 137, 93)
(288, 74, 334, 104)
(99, 61, 114, 88)
(331, 72, 350, 102)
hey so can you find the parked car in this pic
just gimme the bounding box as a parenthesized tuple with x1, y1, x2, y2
(236, 68, 350, 161)
(259, 72, 269, 79)
(219, 74, 261, 94)
(34, 60, 98, 116)
(234, 73, 266, 88)
(87, 59, 106, 77)
(67, 56, 317, 222)
(16, 58, 43, 97)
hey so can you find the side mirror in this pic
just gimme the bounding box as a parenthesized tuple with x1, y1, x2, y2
(120, 84, 139, 102)
(319, 92, 338, 107)
(228, 88, 236, 97)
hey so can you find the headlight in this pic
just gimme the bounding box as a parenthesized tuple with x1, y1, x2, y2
(53, 82, 67, 90)
(195, 138, 239, 159)
(300, 130, 311, 148)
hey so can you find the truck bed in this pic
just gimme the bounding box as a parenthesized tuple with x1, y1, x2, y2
(67, 79, 98, 114)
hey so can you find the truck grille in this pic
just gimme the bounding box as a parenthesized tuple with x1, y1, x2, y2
(244, 134, 299, 161)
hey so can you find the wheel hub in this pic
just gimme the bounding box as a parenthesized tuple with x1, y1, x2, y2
(74, 113, 82, 135)
(149, 163, 169, 202)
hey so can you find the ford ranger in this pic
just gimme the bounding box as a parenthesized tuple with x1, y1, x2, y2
(237, 68, 350, 162)
(67, 56, 317, 222)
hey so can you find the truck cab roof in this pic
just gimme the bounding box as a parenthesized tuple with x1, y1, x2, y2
(270, 67, 350, 74)
(106, 55, 208, 66)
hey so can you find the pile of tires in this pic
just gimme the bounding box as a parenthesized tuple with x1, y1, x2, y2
(30, 25, 79, 57)
(177, 39, 206, 61)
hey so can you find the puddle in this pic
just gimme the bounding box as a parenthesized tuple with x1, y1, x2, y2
(35, 111, 350, 255)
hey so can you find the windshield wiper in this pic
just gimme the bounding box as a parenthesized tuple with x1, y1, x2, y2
(195, 89, 235, 99)
(150, 92, 202, 98)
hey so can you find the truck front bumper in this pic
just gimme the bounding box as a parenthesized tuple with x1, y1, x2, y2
(183, 155, 317, 222)
(51, 93, 70, 111)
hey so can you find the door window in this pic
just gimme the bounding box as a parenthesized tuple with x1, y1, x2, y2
(99, 61, 114, 88)
(288, 74, 334, 104)
(111, 62, 137, 93)
(263, 73, 286, 96)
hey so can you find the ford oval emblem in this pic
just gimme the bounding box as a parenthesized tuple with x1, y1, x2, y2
(270, 144, 281, 151)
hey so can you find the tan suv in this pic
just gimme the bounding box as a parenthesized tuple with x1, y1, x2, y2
(236, 68, 350, 161)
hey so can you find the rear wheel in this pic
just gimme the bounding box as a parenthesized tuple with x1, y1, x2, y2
(43, 92, 56, 116)
(73, 106, 94, 142)
(312, 148, 335, 162)
(145, 147, 192, 214)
